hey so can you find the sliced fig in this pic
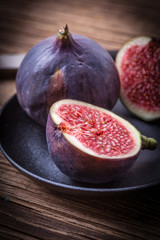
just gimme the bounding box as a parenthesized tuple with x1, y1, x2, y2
(46, 99, 157, 183)
(16, 24, 120, 126)
(116, 36, 160, 121)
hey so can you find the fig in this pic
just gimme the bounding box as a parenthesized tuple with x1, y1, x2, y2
(46, 99, 157, 183)
(16, 24, 120, 126)
(116, 36, 160, 121)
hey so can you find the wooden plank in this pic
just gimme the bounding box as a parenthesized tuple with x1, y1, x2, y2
(1, 0, 160, 53)
(0, 80, 16, 107)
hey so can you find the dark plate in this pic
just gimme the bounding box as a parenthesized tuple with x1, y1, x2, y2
(0, 94, 160, 196)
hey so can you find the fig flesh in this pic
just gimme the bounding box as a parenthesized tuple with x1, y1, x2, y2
(46, 99, 157, 183)
(16, 24, 120, 126)
(116, 36, 160, 121)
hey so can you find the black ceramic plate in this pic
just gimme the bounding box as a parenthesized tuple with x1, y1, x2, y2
(1, 94, 160, 196)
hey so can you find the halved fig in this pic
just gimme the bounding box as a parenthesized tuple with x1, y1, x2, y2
(46, 99, 157, 183)
(116, 36, 160, 121)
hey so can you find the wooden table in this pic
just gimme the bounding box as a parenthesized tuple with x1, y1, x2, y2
(0, 0, 160, 239)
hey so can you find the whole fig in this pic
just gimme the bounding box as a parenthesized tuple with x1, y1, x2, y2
(16, 25, 120, 126)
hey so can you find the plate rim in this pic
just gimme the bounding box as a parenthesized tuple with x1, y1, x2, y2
(1, 94, 160, 195)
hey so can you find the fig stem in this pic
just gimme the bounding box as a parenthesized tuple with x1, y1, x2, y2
(57, 24, 69, 39)
(141, 135, 158, 150)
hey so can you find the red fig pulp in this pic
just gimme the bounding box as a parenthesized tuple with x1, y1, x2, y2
(46, 99, 157, 183)
(16, 24, 120, 126)
(116, 36, 160, 121)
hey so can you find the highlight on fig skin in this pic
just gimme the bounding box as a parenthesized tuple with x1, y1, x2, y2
(116, 36, 160, 121)
(46, 99, 157, 184)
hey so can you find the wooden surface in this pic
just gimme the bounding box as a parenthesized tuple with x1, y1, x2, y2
(0, 0, 160, 239)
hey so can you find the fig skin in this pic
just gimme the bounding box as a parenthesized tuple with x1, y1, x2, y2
(46, 113, 138, 184)
(16, 25, 120, 126)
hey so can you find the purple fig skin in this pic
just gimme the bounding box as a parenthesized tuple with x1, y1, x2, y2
(46, 113, 139, 184)
(16, 26, 120, 126)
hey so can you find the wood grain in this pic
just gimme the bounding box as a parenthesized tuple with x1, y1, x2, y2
(0, 0, 160, 239)
(1, 151, 160, 240)
(1, 0, 160, 53)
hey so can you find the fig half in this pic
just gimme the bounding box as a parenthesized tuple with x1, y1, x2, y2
(46, 99, 157, 183)
(16, 24, 120, 126)
(116, 36, 160, 121)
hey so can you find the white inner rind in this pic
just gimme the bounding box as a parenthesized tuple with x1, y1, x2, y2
(121, 90, 160, 121)
(116, 36, 151, 75)
(50, 99, 141, 159)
